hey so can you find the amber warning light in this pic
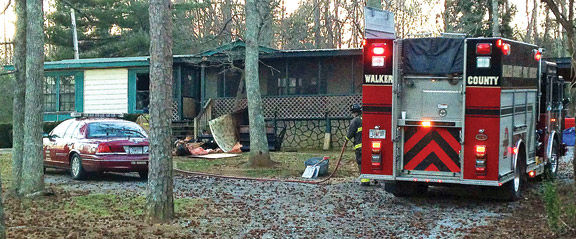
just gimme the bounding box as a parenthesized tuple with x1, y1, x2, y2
(371, 141, 382, 154)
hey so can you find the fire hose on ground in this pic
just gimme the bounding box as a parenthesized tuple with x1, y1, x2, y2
(174, 141, 349, 185)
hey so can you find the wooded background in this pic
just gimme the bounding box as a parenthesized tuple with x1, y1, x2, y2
(0, 0, 573, 123)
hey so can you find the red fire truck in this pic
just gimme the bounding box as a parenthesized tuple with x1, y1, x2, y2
(361, 37, 567, 201)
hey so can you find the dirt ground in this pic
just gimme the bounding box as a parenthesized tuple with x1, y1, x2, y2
(0, 149, 575, 238)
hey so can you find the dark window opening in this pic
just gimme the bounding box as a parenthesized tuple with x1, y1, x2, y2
(136, 73, 150, 111)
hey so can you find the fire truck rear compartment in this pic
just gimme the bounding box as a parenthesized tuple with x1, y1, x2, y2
(394, 38, 466, 179)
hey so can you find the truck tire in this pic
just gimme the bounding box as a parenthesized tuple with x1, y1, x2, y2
(544, 140, 559, 180)
(500, 151, 526, 201)
(384, 181, 428, 197)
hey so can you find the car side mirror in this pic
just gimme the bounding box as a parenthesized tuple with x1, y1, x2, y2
(44, 133, 56, 141)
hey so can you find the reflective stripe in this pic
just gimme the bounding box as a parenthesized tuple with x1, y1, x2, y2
(354, 143, 362, 149)
(345, 136, 350, 141)
(357, 127, 362, 133)
(360, 178, 370, 183)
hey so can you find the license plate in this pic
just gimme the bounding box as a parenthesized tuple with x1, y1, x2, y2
(126, 146, 144, 154)
(369, 129, 386, 139)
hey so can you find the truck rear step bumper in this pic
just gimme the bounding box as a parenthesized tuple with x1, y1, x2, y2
(360, 174, 514, 187)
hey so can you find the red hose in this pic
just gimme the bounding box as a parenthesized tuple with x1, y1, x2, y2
(175, 141, 349, 185)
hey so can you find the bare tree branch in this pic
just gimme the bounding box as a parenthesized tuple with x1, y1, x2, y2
(0, 0, 10, 15)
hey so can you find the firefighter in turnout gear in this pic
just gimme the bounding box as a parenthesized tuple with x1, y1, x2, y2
(347, 104, 370, 186)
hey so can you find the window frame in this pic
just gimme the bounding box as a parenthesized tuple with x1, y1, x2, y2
(43, 71, 83, 114)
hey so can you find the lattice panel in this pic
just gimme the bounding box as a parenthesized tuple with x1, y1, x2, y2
(172, 100, 180, 121)
(213, 95, 361, 119)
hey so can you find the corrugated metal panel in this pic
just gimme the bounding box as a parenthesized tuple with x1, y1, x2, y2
(84, 69, 128, 113)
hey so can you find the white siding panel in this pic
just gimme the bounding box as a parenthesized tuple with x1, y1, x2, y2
(84, 69, 129, 113)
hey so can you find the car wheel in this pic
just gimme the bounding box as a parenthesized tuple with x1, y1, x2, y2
(70, 154, 86, 180)
(138, 171, 148, 180)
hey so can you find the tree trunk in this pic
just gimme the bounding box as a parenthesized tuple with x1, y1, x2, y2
(11, 0, 26, 196)
(245, 0, 272, 167)
(531, 0, 539, 44)
(257, 0, 274, 48)
(147, 0, 174, 223)
(525, 0, 533, 42)
(20, 0, 44, 197)
(313, 0, 321, 48)
(492, 0, 500, 37)
(0, 172, 5, 239)
(324, 0, 334, 48)
(223, 0, 233, 43)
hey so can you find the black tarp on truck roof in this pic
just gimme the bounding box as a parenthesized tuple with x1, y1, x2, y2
(402, 38, 465, 75)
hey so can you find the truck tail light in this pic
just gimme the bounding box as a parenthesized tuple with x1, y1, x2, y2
(476, 43, 492, 55)
(371, 141, 382, 154)
(96, 143, 125, 154)
(371, 141, 382, 168)
(475, 145, 486, 158)
(475, 145, 487, 176)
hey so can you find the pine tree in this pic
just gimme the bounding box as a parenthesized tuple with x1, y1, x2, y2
(20, 0, 45, 197)
(147, 0, 175, 223)
(11, 0, 26, 196)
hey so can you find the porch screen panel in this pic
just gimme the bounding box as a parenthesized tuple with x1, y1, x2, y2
(285, 59, 319, 95)
(43, 76, 57, 112)
(59, 75, 75, 111)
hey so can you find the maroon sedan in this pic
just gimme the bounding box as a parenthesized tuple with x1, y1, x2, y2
(43, 117, 149, 180)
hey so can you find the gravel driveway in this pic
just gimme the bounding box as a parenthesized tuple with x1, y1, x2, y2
(43, 148, 575, 239)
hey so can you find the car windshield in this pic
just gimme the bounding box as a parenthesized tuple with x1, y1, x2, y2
(87, 121, 148, 138)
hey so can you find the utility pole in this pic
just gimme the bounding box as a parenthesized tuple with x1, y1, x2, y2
(71, 9, 79, 59)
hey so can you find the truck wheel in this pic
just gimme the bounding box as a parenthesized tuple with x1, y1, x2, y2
(385, 181, 428, 197)
(544, 140, 559, 180)
(501, 152, 525, 201)
(70, 154, 87, 180)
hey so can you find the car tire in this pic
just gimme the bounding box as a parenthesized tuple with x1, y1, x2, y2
(70, 154, 87, 180)
(139, 171, 148, 180)
(385, 181, 428, 197)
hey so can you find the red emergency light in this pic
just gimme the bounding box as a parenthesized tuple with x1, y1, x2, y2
(534, 50, 542, 61)
(373, 46, 385, 55)
(363, 38, 394, 75)
(501, 43, 511, 56)
(495, 39, 511, 56)
(476, 43, 492, 55)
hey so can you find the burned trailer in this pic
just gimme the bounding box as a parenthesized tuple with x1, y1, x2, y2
(360, 37, 566, 201)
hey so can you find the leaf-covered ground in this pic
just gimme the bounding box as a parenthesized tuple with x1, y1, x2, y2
(173, 150, 358, 179)
(0, 148, 574, 238)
